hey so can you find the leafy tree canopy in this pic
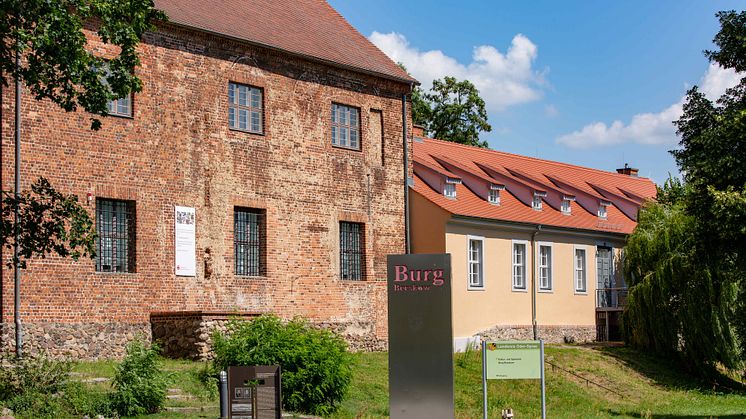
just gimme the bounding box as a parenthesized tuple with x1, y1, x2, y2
(1, 0, 166, 130)
(624, 10, 746, 377)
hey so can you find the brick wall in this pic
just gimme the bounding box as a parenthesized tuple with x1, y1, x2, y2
(0, 22, 411, 358)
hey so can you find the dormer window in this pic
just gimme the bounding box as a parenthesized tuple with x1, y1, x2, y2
(444, 183, 456, 198)
(561, 195, 575, 215)
(443, 177, 460, 199)
(598, 200, 611, 219)
(487, 184, 504, 205)
(532, 192, 546, 210)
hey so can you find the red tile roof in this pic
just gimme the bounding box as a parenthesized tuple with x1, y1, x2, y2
(413, 137, 657, 235)
(154, 0, 416, 84)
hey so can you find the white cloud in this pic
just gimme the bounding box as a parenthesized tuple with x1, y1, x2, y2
(369, 31, 546, 112)
(556, 64, 742, 148)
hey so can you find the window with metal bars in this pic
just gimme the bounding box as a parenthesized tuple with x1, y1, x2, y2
(340, 222, 365, 280)
(95, 199, 136, 273)
(234, 208, 265, 276)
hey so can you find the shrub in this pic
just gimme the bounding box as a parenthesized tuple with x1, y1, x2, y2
(0, 351, 72, 401)
(212, 315, 354, 416)
(109, 339, 168, 416)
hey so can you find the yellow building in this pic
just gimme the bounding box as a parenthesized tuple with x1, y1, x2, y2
(409, 134, 656, 348)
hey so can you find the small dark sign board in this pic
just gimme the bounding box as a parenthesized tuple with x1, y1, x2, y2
(227, 365, 281, 419)
(387, 253, 454, 419)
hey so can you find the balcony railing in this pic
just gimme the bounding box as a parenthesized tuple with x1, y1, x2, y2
(596, 287, 628, 309)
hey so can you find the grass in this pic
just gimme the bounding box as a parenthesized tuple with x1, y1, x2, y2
(64, 345, 746, 418)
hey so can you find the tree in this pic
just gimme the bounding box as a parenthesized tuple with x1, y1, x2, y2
(623, 10, 746, 377)
(424, 76, 492, 147)
(2, 0, 166, 130)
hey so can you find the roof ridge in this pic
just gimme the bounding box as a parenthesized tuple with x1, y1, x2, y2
(421, 137, 653, 182)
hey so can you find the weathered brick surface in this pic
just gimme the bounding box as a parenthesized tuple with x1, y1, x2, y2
(0, 22, 410, 358)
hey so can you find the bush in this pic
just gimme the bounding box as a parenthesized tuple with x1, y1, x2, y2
(212, 315, 353, 416)
(109, 339, 168, 416)
(0, 351, 72, 401)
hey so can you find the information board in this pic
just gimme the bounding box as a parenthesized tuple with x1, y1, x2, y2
(174, 206, 196, 276)
(484, 340, 541, 380)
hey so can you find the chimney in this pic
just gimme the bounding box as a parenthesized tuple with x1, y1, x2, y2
(616, 163, 639, 177)
(412, 124, 425, 138)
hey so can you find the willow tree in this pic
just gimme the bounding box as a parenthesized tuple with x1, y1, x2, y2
(623, 10, 746, 377)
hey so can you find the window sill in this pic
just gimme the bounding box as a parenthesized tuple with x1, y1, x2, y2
(574, 290, 588, 295)
(95, 271, 137, 275)
(538, 288, 553, 293)
(341, 278, 368, 283)
(511, 287, 528, 293)
(467, 286, 485, 291)
(332, 144, 362, 152)
(236, 275, 268, 280)
(229, 127, 265, 136)
(107, 113, 134, 120)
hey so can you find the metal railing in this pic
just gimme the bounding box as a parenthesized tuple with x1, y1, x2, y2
(596, 287, 628, 309)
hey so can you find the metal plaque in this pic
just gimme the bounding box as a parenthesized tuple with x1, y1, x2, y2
(387, 253, 454, 419)
(227, 365, 281, 419)
(484, 341, 541, 379)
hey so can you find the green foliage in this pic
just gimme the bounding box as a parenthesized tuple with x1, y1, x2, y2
(423, 76, 492, 147)
(624, 9, 746, 378)
(212, 315, 354, 416)
(0, 352, 72, 401)
(1, 177, 97, 269)
(1, 0, 166, 130)
(109, 339, 168, 416)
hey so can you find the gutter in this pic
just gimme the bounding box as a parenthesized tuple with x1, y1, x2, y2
(531, 225, 541, 340)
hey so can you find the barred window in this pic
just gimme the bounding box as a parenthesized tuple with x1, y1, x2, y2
(229, 82, 263, 134)
(331, 103, 360, 150)
(96, 199, 136, 273)
(234, 208, 265, 276)
(340, 222, 365, 280)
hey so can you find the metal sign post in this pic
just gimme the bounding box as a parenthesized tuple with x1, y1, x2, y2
(482, 340, 546, 419)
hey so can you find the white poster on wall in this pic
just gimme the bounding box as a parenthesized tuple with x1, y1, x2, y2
(174, 206, 196, 276)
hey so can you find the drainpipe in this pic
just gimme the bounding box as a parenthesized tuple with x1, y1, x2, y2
(14, 45, 23, 357)
(402, 90, 410, 254)
(531, 225, 542, 340)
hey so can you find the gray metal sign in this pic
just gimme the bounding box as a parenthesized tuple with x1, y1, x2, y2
(387, 253, 453, 419)
(227, 365, 281, 419)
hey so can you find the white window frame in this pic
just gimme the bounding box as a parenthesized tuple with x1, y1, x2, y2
(444, 183, 457, 198)
(331, 103, 361, 150)
(573, 246, 587, 294)
(537, 241, 553, 292)
(532, 193, 543, 210)
(488, 189, 500, 204)
(561, 199, 572, 215)
(598, 201, 610, 219)
(229, 82, 264, 134)
(511, 239, 528, 292)
(467, 235, 485, 290)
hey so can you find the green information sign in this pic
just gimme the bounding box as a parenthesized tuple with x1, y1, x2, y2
(484, 340, 541, 380)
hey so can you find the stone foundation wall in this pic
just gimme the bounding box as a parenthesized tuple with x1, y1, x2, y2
(478, 325, 596, 343)
(0, 322, 151, 359)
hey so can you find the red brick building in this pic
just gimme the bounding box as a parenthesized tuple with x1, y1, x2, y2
(1, 0, 415, 359)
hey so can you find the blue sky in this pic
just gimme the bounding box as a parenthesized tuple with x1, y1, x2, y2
(328, 0, 744, 184)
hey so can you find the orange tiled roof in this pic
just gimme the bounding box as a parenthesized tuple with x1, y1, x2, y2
(413, 137, 657, 235)
(154, 0, 416, 84)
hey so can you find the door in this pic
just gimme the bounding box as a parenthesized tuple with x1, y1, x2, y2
(597, 247, 613, 307)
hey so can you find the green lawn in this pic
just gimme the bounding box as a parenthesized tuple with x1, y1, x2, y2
(66, 345, 746, 418)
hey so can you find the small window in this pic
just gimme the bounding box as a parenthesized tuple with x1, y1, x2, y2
(488, 189, 500, 204)
(532, 194, 543, 210)
(234, 208, 265, 276)
(598, 202, 608, 219)
(468, 237, 484, 289)
(575, 248, 587, 293)
(538, 243, 552, 291)
(332, 103, 360, 150)
(108, 94, 132, 117)
(444, 183, 457, 198)
(340, 221, 365, 280)
(561, 199, 572, 214)
(229, 82, 263, 134)
(96, 198, 136, 273)
(512, 241, 527, 290)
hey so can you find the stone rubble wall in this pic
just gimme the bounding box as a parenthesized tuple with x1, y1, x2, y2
(478, 324, 596, 343)
(0, 322, 150, 359)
